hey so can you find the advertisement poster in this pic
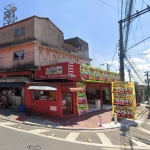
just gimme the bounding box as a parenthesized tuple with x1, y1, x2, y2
(99, 70, 105, 82)
(80, 64, 90, 81)
(112, 81, 137, 120)
(76, 82, 88, 116)
(95, 68, 100, 81)
(46, 66, 62, 75)
(80, 64, 120, 83)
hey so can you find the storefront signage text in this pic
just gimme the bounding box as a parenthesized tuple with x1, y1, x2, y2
(76, 82, 88, 115)
(80, 64, 120, 83)
(112, 81, 137, 120)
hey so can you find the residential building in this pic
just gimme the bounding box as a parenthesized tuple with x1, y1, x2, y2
(0, 15, 91, 79)
(64, 37, 89, 61)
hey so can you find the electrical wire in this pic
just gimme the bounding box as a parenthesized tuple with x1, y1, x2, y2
(99, 0, 123, 12)
(125, 55, 145, 83)
(109, 44, 118, 69)
(124, 59, 138, 82)
(139, 16, 147, 50)
(140, 0, 149, 5)
(117, 0, 120, 20)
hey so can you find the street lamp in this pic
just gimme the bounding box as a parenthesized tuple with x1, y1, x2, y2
(99, 63, 110, 71)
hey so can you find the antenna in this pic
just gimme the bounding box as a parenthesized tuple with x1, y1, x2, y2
(3, 4, 17, 26)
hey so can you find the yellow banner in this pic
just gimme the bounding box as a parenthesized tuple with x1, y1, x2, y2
(112, 81, 137, 120)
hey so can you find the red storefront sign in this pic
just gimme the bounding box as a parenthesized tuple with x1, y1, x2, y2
(35, 62, 80, 80)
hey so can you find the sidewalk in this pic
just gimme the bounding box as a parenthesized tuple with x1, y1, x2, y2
(0, 104, 148, 130)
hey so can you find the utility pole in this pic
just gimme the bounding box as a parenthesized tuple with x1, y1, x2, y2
(119, 20, 124, 81)
(119, 6, 150, 81)
(145, 71, 150, 103)
(128, 69, 131, 81)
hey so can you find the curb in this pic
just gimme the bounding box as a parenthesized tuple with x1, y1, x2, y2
(0, 107, 148, 131)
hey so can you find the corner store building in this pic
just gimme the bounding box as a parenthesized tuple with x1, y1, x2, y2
(24, 62, 120, 118)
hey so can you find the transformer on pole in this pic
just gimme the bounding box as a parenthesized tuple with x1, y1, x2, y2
(3, 4, 17, 26)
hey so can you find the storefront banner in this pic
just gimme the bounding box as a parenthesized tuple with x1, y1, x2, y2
(99, 70, 105, 82)
(80, 64, 120, 83)
(80, 64, 90, 81)
(88, 66, 95, 81)
(76, 82, 88, 116)
(35, 62, 80, 79)
(112, 81, 137, 120)
(95, 68, 100, 81)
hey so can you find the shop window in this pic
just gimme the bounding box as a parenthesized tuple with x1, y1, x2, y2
(33, 91, 56, 100)
(15, 88, 21, 96)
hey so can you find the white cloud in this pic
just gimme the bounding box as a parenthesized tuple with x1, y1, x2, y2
(129, 58, 146, 63)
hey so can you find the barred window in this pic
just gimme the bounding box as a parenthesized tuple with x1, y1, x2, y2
(20, 27, 25, 35)
(14, 27, 25, 36)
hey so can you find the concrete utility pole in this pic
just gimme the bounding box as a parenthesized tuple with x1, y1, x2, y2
(128, 69, 131, 81)
(145, 71, 150, 103)
(119, 6, 150, 81)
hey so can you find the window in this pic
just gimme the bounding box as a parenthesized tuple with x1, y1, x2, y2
(13, 50, 24, 60)
(14, 27, 25, 36)
(33, 91, 56, 100)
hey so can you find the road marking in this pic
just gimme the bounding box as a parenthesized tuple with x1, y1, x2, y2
(29, 129, 50, 134)
(138, 127, 150, 134)
(0, 122, 149, 149)
(0, 122, 16, 126)
(131, 138, 147, 146)
(97, 133, 113, 145)
(65, 132, 79, 141)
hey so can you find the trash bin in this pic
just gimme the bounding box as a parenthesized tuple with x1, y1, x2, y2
(95, 99, 100, 108)
(19, 104, 25, 113)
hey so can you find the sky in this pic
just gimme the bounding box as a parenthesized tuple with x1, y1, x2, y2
(0, 0, 150, 85)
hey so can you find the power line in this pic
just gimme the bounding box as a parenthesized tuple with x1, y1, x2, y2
(140, 0, 149, 6)
(126, 35, 150, 51)
(139, 16, 147, 50)
(109, 44, 118, 69)
(125, 55, 145, 83)
(99, 0, 122, 12)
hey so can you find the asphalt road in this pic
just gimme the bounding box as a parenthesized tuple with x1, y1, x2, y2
(0, 118, 150, 150)
(0, 125, 106, 150)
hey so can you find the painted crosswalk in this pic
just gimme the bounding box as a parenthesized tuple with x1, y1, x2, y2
(138, 127, 150, 134)
(131, 138, 147, 146)
(97, 133, 113, 145)
(0, 119, 150, 149)
(65, 132, 80, 141)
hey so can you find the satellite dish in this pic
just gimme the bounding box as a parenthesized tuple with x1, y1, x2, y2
(11, 6, 17, 11)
